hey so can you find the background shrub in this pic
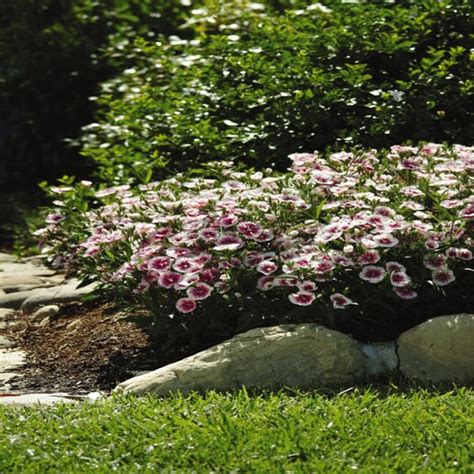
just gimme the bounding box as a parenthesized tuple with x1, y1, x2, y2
(0, 0, 198, 246)
(80, 0, 474, 184)
(0, 0, 194, 191)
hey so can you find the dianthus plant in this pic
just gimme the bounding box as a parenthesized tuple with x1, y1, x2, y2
(38, 144, 473, 339)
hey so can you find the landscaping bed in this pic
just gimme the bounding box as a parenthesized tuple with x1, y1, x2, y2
(3, 301, 202, 394)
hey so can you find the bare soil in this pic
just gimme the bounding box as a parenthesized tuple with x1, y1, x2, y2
(2, 301, 195, 394)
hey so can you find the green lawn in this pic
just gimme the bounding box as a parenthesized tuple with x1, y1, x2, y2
(1, 388, 472, 473)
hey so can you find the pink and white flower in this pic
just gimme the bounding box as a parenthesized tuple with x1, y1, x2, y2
(288, 291, 316, 306)
(257, 275, 274, 291)
(386, 261, 407, 273)
(423, 254, 447, 270)
(213, 235, 244, 251)
(176, 298, 197, 314)
(390, 271, 412, 287)
(297, 281, 316, 292)
(372, 233, 399, 248)
(358, 250, 380, 265)
(158, 271, 183, 288)
(216, 215, 238, 228)
(186, 282, 213, 300)
(173, 257, 203, 274)
(432, 269, 456, 286)
(199, 228, 218, 242)
(393, 286, 418, 299)
(457, 248, 473, 261)
(237, 222, 262, 239)
(330, 293, 354, 309)
(359, 266, 386, 284)
(256, 260, 278, 275)
(148, 256, 172, 272)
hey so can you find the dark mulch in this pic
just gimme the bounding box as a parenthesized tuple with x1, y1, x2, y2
(2, 301, 196, 394)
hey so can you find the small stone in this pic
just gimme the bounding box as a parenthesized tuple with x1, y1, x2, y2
(360, 342, 398, 376)
(66, 319, 82, 332)
(39, 316, 52, 327)
(398, 313, 474, 383)
(115, 324, 366, 396)
(32, 305, 60, 322)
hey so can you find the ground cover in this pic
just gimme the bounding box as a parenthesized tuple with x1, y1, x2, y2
(0, 388, 472, 472)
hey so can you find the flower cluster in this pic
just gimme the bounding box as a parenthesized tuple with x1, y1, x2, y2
(39, 144, 473, 319)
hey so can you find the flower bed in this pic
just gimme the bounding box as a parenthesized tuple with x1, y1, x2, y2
(39, 144, 473, 343)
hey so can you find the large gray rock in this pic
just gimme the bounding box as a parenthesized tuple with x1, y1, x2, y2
(398, 314, 474, 383)
(115, 324, 366, 396)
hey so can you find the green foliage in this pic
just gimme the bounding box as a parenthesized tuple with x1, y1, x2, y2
(81, 0, 474, 184)
(0, 389, 472, 472)
(0, 0, 194, 190)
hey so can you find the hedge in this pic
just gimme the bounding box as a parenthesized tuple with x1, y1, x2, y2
(80, 0, 473, 184)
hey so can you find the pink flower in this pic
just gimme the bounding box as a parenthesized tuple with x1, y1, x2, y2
(423, 254, 446, 270)
(151, 227, 173, 241)
(330, 293, 353, 309)
(425, 239, 440, 250)
(358, 250, 380, 265)
(273, 277, 298, 287)
(134, 279, 150, 294)
(216, 215, 238, 228)
(46, 213, 65, 224)
(256, 260, 278, 275)
(173, 257, 202, 273)
(386, 261, 407, 273)
(393, 286, 418, 299)
(148, 256, 172, 272)
(313, 260, 334, 273)
(199, 268, 219, 284)
(237, 222, 262, 239)
(440, 199, 463, 209)
(390, 271, 411, 287)
(166, 247, 191, 258)
(174, 274, 200, 290)
(255, 229, 274, 242)
(316, 224, 343, 243)
(457, 248, 473, 261)
(432, 269, 456, 286)
(158, 271, 183, 288)
(372, 234, 399, 248)
(459, 204, 474, 220)
(359, 266, 386, 284)
(176, 298, 197, 314)
(213, 235, 244, 251)
(297, 281, 316, 292)
(199, 228, 218, 242)
(289, 291, 316, 306)
(186, 283, 213, 300)
(445, 247, 459, 258)
(257, 275, 274, 291)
